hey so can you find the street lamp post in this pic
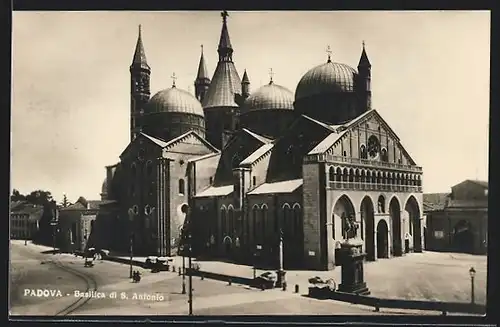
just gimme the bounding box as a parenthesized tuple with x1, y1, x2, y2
(469, 267, 476, 304)
(254, 244, 262, 279)
(128, 208, 136, 279)
(50, 220, 57, 254)
(276, 229, 286, 288)
(188, 233, 193, 316)
(181, 228, 186, 294)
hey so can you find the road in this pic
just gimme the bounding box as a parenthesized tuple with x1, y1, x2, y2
(10, 241, 399, 316)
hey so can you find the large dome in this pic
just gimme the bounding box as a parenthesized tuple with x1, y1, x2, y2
(295, 61, 358, 101)
(147, 86, 204, 117)
(244, 81, 294, 112)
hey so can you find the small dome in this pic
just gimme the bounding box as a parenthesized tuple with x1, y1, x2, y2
(147, 87, 204, 117)
(295, 61, 358, 101)
(244, 82, 294, 112)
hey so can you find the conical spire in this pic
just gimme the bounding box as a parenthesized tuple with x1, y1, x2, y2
(131, 25, 150, 70)
(242, 69, 250, 84)
(217, 10, 234, 62)
(196, 45, 210, 80)
(358, 40, 371, 68)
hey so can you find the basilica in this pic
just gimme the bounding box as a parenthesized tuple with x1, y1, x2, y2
(92, 11, 424, 271)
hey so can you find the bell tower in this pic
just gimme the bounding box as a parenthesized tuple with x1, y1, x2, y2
(194, 45, 211, 103)
(357, 41, 372, 114)
(130, 25, 151, 141)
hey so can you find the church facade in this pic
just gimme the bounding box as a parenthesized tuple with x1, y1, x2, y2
(92, 11, 424, 271)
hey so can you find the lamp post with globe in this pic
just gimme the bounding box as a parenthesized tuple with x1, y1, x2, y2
(128, 207, 138, 278)
(469, 267, 476, 304)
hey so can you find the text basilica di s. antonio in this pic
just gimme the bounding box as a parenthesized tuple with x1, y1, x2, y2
(89, 11, 424, 271)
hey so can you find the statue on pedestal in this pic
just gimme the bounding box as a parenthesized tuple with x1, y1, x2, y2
(338, 214, 370, 296)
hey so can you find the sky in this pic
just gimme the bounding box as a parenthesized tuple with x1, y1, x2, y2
(11, 11, 490, 203)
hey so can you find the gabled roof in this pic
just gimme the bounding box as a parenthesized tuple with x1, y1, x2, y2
(462, 179, 488, 189)
(61, 199, 114, 211)
(304, 109, 418, 165)
(141, 133, 169, 147)
(240, 143, 275, 166)
(120, 133, 168, 159)
(248, 179, 303, 195)
(163, 130, 220, 154)
(242, 128, 273, 144)
(301, 115, 336, 132)
(308, 130, 349, 155)
(223, 128, 272, 151)
(187, 152, 221, 163)
(194, 184, 234, 198)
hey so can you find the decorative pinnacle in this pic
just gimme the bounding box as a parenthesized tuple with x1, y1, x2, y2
(139, 24, 142, 37)
(221, 10, 229, 23)
(326, 45, 332, 63)
(269, 68, 274, 84)
(171, 72, 177, 87)
(362, 40, 365, 49)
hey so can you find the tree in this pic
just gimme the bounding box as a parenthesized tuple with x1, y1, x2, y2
(61, 194, 71, 208)
(25, 190, 53, 206)
(11, 189, 26, 202)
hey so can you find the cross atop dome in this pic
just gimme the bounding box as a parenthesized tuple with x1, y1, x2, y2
(171, 72, 177, 88)
(269, 68, 274, 84)
(326, 45, 332, 63)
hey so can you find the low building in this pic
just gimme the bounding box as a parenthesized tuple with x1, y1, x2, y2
(424, 180, 488, 254)
(58, 198, 115, 252)
(10, 201, 44, 240)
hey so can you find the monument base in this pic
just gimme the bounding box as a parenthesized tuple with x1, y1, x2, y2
(276, 269, 286, 288)
(338, 241, 371, 296)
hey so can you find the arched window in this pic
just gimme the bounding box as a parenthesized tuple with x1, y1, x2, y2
(178, 179, 185, 195)
(252, 205, 259, 243)
(261, 205, 268, 242)
(281, 204, 290, 235)
(292, 204, 301, 239)
(221, 207, 227, 237)
(360, 145, 367, 159)
(329, 167, 335, 181)
(252, 176, 257, 186)
(342, 168, 348, 182)
(381, 148, 388, 162)
(335, 168, 342, 182)
(343, 151, 347, 157)
(348, 168, 354, 182)
(228, 206, 234, 236)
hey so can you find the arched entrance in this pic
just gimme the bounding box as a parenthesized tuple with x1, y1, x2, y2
(389, 197, 402, 256)
(452, 220, 475, 254)
(405, 196, 422, 253)
(360, 196, 375, 261)
(333, 195, 356, 266)
(223, 235, 233, 258)
(376, 220, 389, 258)
(333, 195, 356, 240)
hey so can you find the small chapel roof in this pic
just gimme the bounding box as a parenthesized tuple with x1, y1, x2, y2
(248, 179, 303, 195)
(194, 184, 234, 198)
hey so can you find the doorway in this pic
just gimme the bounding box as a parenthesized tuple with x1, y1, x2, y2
(376, 220, 389, 258)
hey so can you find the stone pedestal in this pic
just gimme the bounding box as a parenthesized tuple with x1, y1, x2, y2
(338, 242, 370, 295)
(276, 269, 286, 288)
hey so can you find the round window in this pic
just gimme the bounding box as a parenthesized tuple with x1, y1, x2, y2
(132, 205, 139, 215)
(144, 205, 152, 215)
